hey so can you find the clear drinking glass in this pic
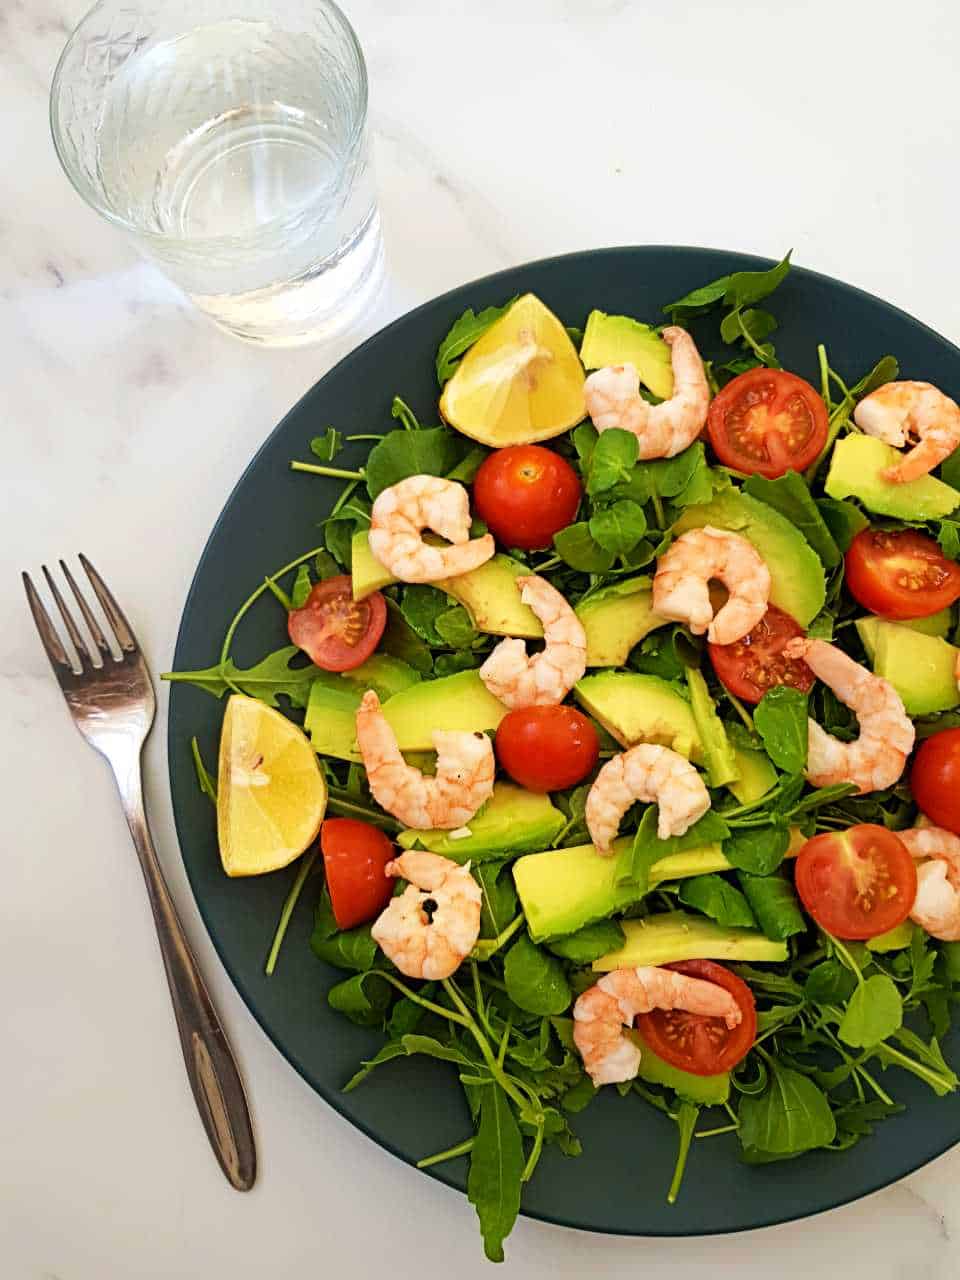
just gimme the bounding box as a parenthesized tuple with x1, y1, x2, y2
(50, 0, 384, 346)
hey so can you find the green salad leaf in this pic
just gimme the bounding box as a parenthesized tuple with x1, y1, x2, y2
(838, 974, 903, 1048)
(468, 1084, 524, 1263)
(754, 687, 809, 773)
(739, 1060, 836, 1158)
(678, 874, 755, 928)
(164, 645, 317, 709)
(744, 471, 841, 568)
(504, 933, 572, 1016)
(737, 872, 805, 940)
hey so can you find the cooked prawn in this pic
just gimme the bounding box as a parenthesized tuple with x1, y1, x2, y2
(583, 326, 710, 459)
(853, 381, 960, 483)
(371, 850, 482, 980)
(585, 742, 710, 853)
(782, 638, 914, 794)
(479, 575, 586, 708)
(652, 527, 771, 645)
(355, 690, 495, 830)
(368, 475, 495, 583)
(573, 967, 742, 1085)
(897, 827, 960, 942)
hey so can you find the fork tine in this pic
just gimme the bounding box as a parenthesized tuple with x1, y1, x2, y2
(60, 559, 112, 660)
(42, 564, 93, 669)
(78, 554, 137, 652)
(22, 571, 73, 673)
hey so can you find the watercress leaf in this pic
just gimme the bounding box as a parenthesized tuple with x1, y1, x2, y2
(834, 1098, 905, 1139)
(754, 686, 809, 773)
(380, 599, 433, 673)
(365, 427, 463, 499)
(164, 645, 317, 710)
(738, 1060, 836, 1156)
(447, 445, 489, 484)
(553, 522, 615, 573)
(561, 1076, 597, 1114)
(743, 472, 840, 568)
(467, 1084, 524, 1264)
(310, 912, 379, 972)
(314, 550, 341, 580)
(838, 974, 903, 1048)
(434, 651, 482, 678)
(723, 825, 790, 876)
(804, 958, 858, 1006)
(736, 871, 805, 940)
(504, 933, 573, 1016)
(632, 442, 707, 500)
(291, 563, 313, 609)
(435, 604, 479, 649)
(936, 519, 960, 560)
(310, 427, 344, 461)
(323, 517, 356, 569)
(546, 919, 626, 963)
(572, 422, 598, 469)
(326, 971, 392, 1026)
(586, 428, 639, 495)
(816, 498, 869, 554)
(386, 994, 426, 1039)
(436, 297, 519, 386)
(678, 874, 756, 928)
(588, 500, 647, 555)
(190, 736, 217, 805)
(474, 861, 519, 938)
(400, 585, 450, 645)
(724, 251, 792, 309)
(849, 355, 899, 400)
(719, 307, 778, 347)
(662, 274, 731, 319)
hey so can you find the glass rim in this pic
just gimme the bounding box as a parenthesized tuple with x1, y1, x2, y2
(49, 0, 370, 248)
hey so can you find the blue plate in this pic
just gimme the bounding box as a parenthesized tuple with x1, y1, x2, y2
(168, 247, 960, 1235)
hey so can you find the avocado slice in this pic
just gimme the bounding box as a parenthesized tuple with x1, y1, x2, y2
(856, 616, 959, 715)
(304, 668, 506, 761)
(438, 555, 542, 638)
(673, 490, 825, 626)
(351, 530, 396, 600)
(825, 434, 960, 520)
(514, 839, 731, 942)
(728, 747, 777, 805)
(591, 911, 788, 970)
(340, 654, 421, 700)
(574, 672, 702, 761)
(575, 577, 668, 666)
(579, 311, 674, 401)
(685, 667, 739, 787)
(397, 783, 564, 861)
(632, 1028, 730, 1104)
(867, 919, 916, 953)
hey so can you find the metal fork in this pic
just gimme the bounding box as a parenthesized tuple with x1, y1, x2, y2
(23, 555, 256, 1191)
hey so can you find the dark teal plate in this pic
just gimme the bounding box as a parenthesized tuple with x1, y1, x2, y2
(168, 247, 960, 1235)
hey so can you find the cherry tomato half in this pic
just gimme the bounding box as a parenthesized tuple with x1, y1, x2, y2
(473, 445, 581, 550)
(495, 705, 599, 792)
(911, 729, 960, 834)
(707, 368, 829, 478)
(635, 959, 757, 1076)
(794, 824, 917, 940)
(320, 818, 395, 930)
(288, 575, 386, 672)
(707, 604, 815, 705)
(845, 528, 960, 620)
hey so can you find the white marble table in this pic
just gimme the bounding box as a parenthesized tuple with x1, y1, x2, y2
(5, 1, 960, 1275)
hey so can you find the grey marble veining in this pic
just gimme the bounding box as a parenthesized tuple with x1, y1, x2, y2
(4, 1, 960, 1276)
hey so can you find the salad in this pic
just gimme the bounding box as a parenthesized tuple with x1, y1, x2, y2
(167, 252, 960, 1262)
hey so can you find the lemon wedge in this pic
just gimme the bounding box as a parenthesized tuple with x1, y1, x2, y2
(440, 293, 586, 446)
(216, 694, 327, 877)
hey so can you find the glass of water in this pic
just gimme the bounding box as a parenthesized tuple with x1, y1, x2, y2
(51, 0, 384, 346)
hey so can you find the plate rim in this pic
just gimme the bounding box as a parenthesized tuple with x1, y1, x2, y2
(167, 244, 960, 1237)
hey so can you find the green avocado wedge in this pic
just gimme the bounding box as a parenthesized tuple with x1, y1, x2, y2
(397, 783, 565, 862)
(825, 434, 960, 520)
(573, 672, 703, 760)
(856, 616, 959, 715)
(575, 577, 668, 666)
(592, 912, 788, 970)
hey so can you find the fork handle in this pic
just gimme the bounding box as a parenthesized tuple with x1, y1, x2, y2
(113, 755, 257, 1191)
